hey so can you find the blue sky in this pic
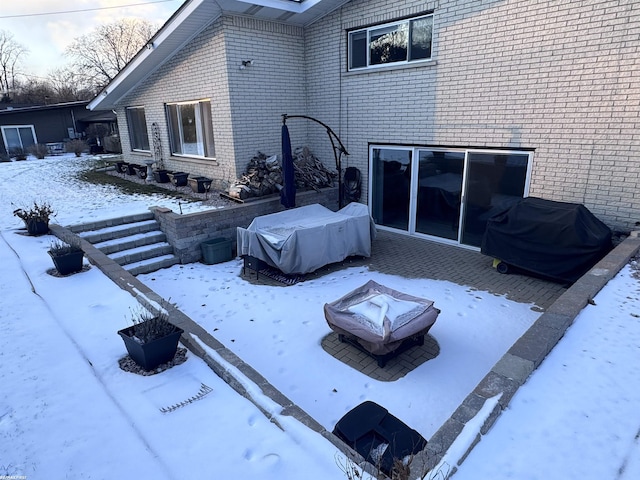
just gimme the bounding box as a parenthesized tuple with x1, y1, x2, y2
(0, 0, 182, 80)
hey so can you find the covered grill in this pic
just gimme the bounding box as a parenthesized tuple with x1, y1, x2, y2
(481, 197, 612, 283)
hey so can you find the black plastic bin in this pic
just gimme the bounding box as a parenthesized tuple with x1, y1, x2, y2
(333, 401, 427, 476)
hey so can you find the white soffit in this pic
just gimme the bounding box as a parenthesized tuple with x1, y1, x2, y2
(89, 0, 350, 110)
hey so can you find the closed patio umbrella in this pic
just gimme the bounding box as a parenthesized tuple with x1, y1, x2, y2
(280, 122, 296, 208)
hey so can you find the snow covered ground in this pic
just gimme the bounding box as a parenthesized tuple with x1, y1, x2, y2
(1, 155, 639, 479)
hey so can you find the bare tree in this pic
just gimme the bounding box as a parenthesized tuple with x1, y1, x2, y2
(9, 67, 94, 105)
(65, 18, 158, 91)
(0, 30, 29, 100)
(47, 66, 94, 101)
(11, 77, 54, 104)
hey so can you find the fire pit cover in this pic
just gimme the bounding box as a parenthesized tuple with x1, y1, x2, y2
(324, 280, 439, 356)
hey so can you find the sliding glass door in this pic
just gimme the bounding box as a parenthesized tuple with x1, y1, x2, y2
(370, 147, 412, 231)
(460, 152, 530, 246)
(1, 125, 36, 152)
(370, 146, 532, 248)
(415, 150, 465, 240)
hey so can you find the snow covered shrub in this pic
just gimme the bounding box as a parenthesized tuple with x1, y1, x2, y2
(28, 143, 49, 159)
(65, 139, 88, 157)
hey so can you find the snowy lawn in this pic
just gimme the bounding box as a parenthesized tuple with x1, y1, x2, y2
(454, 263, 640, 480)
(1, 154, 211, 228)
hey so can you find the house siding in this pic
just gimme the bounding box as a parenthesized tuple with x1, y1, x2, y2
(117, 18, 233, 187)
(305, 0, 640, 232)
(224, 16, 306, 172)
(0, 104, 103, 150)
(117, 15, 305, 190)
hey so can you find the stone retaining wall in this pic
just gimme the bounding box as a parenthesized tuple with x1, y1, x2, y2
(153, 187, 339, 264)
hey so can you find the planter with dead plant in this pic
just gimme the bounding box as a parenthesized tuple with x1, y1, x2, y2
(13, 201, 55, 236)
(118, 308, 184, 371)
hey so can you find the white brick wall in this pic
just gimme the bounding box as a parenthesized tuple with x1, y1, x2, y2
(223, 16, 306, 172)
(118, 16, 305, 189)
(305, 0, 640, 232)
(118, 18, 232, 184)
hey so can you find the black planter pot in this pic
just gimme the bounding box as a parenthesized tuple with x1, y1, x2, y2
(169, 171, 189, 187)
(116, 161, 128, 174)
(126, 164, 139, 175)
(188, 176, 213, 193)
(134, 165, 148, 179)
(48, 249, 84, 275)
(25, 219, 49, 236)
(153, 169, 170, 183)
(118, 324, 184, 371)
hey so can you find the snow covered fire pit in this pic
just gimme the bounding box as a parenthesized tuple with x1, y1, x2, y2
(323, 280, 440, 367)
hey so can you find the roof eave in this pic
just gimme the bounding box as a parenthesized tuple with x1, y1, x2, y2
(89, 0, 222, 111)
(88, 0, 351, 111)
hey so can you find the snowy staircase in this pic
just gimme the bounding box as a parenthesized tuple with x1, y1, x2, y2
(69, 212, 180, 275)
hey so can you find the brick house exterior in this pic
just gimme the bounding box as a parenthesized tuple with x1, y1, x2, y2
(90, 0, 640, 246)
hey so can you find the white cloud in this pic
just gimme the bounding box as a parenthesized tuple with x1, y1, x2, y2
(0, 0, 181, 78)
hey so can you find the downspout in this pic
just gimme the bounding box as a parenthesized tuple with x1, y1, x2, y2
(70, 109, 78, 138)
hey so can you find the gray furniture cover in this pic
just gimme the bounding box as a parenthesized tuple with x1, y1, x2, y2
(324, 280, 440, 355)
(237, 203, 375, 274)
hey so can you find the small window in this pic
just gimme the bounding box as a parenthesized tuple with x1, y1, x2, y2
(165, 100, 215, 158)
(125, 107, 150, 151)
(348, 14, 433, 71)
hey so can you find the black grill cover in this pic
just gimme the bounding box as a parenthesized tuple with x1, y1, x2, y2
(481, 197, 612, 283)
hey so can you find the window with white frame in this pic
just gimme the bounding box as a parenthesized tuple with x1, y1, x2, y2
(348, 13, 433, 71)
(1, 125, 37, 153)
(165, 100, 215, 158)
(125, 106, 150, 151)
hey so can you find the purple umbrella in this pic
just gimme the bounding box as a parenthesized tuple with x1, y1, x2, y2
(280, 122, 296, 208)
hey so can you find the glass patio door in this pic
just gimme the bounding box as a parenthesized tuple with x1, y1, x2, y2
(415, 150, 465, 241)
(370, 147, 412, 231)
(1, 125, 36, 151)
(460, 152, 530, 247)
(370, 146, 531, 248)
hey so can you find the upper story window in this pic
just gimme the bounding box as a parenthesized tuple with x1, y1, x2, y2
(348, 14, 433, 71)
(165, 100, 215, 158)
(125, 106, 150, 151)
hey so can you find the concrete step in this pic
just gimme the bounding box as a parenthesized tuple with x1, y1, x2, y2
(124, 255, 181, 276)
(68, 212, 155, 234)
(108, 242, 175, 266)
(79, 219, 160, 244)
(67, 212, 180, 276)
(94, 231, 168, 255)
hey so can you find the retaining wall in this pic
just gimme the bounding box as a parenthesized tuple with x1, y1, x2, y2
(153, 187, 339, 263)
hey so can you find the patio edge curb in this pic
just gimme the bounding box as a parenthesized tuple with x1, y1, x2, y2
(49, 221, 373, 475)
